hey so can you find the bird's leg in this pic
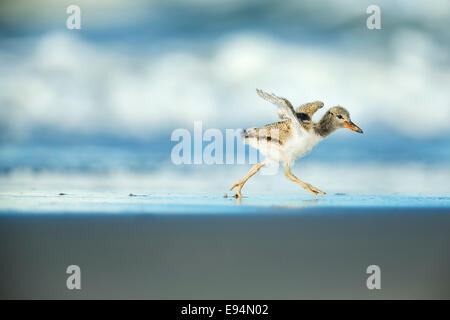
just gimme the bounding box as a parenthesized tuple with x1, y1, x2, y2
(284, 165, 326, 195)
(230, 163, 265, 198)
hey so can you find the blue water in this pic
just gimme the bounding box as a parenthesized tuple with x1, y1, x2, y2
(1, 128, 448, 173)
(1, 192, 449, 215)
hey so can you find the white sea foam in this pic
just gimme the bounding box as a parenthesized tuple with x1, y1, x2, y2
(0, 28, 449, 140)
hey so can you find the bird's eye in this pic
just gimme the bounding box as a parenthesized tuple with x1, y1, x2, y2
(337, 115, 343, 119)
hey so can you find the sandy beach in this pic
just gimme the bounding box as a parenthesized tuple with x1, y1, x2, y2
(1, 191, 449, 299)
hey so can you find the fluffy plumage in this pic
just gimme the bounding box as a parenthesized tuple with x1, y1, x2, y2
(230, 89, 363, 198)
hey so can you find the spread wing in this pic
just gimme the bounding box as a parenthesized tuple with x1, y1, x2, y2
(295, 101, 324, 122)
(256, 89, 303, 130)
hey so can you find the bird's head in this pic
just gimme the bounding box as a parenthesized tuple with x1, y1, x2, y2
(328, 106, 363, 134)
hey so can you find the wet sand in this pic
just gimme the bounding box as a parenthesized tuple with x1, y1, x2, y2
(1, 205, 449, 299)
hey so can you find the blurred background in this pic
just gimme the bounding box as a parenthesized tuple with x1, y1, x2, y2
(0, 0, 449, 196)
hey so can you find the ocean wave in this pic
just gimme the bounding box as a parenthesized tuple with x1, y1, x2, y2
(0, 29, 449, 141)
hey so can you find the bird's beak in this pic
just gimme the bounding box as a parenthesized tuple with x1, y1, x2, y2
(344, 121, 363, 133)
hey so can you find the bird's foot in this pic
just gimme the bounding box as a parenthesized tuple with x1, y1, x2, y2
(304, 183, 326, 196)
(230, 181, 244, 198)
(233, 192, 243, 199)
